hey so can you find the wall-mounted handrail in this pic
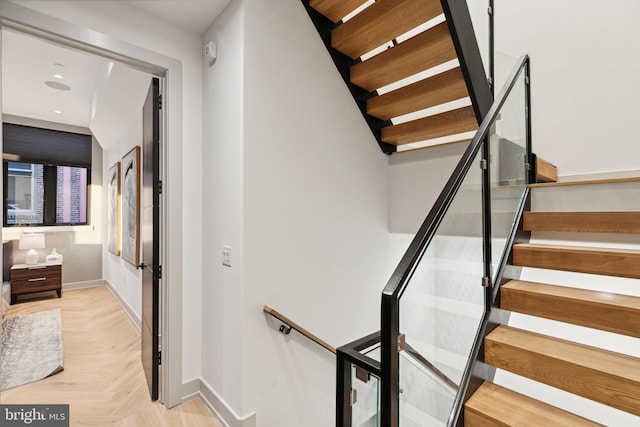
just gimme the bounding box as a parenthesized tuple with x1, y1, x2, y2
(263, 305, 336, 354)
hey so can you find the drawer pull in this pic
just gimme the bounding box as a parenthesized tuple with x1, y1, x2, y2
(28, 266, 47, 270)
(28, 277, 47, 282)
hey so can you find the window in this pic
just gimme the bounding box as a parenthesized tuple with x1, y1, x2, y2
(3, 123, 92, 227)
(6, 162, 44, 224)
(4, 161, 89, 226)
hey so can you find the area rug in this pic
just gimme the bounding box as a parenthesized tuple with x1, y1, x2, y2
(1, 308, 64, 391)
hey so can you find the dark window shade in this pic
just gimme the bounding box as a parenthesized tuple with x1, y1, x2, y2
(3, 123, 92, 168)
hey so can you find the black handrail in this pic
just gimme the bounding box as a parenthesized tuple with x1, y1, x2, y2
(379, 54, 531, 427)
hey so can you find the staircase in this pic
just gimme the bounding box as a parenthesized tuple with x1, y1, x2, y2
(465, 181, 640, 425)
(309, 1, 640, 424)
(303, 0, 491, 154)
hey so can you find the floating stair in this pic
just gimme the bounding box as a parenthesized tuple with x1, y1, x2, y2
(485, 325, 640, 416)
(350, 22, 457, 91)
(535, 156, 558, 183)
(501, 280, 640, 338)
(465, 382, 602, 426)
(513, 243, 640, 279)
(305, 0, 490, 153)
(367, 67, 467, 120)
(524, 211, 640, 234)
(331, 0, 443, 60)
(464, 175, 640, 424)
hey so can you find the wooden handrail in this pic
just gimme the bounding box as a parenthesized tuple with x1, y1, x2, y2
(263, 305, 336, 354)
(529, 176, 640, 188)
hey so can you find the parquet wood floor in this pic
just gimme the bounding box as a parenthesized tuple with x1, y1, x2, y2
(1, 287, 222, 426)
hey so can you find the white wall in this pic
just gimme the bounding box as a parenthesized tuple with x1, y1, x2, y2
(201, 0, 245, 415)
(102, 115, 143, 323)
(9, 0, 205, 395)
(388, 142, 468, 234)
(200, 0, 398, 424)
(495, 0, 640, 177)
(242, 0, 392, 424)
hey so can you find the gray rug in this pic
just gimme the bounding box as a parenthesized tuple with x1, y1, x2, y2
(1, 308, 64, 391)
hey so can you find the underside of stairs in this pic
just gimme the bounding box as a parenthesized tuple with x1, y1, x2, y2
(464, 181, 640, 425)
(303, 0, 492, 154)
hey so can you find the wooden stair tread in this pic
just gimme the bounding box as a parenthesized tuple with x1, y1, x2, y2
(536, 157, 557, 183)
(465, 382, 602, 427)
(367, 67, 468, 120)
(530, 176, 640, 188)
(308, 0, 369, 23)
(524, 212, 640, 234)
(350, 22, 456, 92)
(331, 0, 443, 59)
(381, 106, 477, 145)
(485, 325, 640, 416)
(513, 243, 640, 279)
(501, 280, 640, 338)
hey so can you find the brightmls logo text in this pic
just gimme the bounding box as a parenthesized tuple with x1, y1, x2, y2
(1, 405, 69, 426)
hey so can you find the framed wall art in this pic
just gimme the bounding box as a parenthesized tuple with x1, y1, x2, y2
(107, 162, 121, 256)
(121, 146, 140, 266)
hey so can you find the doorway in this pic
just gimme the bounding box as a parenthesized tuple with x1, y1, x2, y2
(0, 2, 183, 407)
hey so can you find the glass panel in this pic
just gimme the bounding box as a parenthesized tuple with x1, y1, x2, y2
(466, 0, 490, 78)
(56, 166, 88, 224)
(489, 67, 528, 281)
(399, 351, 454, 426)
(494, 52, 520, 95)
(6, 162, 44, 225)
(399, 146, 485, 424)
(351, 363, 380, 427)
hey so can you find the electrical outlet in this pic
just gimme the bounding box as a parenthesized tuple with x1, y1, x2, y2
(222, 246, 231, 267)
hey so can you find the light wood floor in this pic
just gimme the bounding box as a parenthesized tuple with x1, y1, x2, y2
(1, 287, 222, 427)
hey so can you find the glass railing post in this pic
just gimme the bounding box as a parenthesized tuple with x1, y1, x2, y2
(489, 0, 495, 97)
(525, 60, 532, 162)
(380, 293, 399, 427)
(481, 136, 493, 309)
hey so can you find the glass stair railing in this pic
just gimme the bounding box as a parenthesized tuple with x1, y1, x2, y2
(337, 54, 532, 427)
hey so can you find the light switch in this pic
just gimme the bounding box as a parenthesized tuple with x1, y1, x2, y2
(222, 246, 231, 267)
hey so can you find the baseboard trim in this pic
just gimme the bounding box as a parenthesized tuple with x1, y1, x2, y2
(62, 279, 105, 291)
(104, 279, 142, 332)
(183, 379, 256, 427)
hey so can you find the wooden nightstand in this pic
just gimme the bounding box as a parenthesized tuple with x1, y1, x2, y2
(10, 262, 62, 304)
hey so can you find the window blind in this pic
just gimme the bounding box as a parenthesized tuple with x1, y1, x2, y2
(3, 123, 92, 168)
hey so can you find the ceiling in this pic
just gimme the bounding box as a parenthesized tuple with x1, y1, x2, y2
(122, 0, 232, 34)
(1, 0, 232, 150)
(2, 29, 151, 150)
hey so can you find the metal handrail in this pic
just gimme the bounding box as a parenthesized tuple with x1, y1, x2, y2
(382, 54, 529, 303)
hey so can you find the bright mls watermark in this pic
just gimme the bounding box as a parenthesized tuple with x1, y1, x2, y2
(1, 405, 69, 426)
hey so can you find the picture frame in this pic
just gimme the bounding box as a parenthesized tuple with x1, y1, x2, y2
(121, 146, 140, 266)
(107, 162, 121, 256)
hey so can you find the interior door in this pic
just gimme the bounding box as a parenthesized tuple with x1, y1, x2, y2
(141, 77, 160, 401)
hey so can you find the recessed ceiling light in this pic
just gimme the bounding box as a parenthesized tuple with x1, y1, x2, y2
(53, 110, 62, 114)
(45, 81, 71, 91)
(54, 63, 65, 68)
(54, 74, 64, 79)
